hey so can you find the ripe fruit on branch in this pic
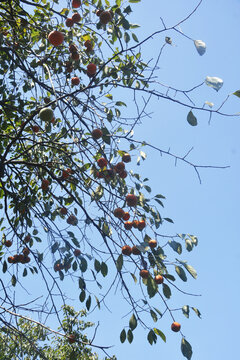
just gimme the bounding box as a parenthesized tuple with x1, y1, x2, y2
(24, 234, 31, 243)
(67, 214, 78, 226)
(99, 11, 112, 25)
(65, 18, 74, 27)
(48, 30, 64, 46)
(123, 212, 130, 221)
(71, 52, 80, 61)
(69, 44, 78, 53)
(5, 240, 12, 247)
(119, 170, 127, 179)
(87, 63, 97, 75)
(41, 179, 50, 191)
(126, 194, 138, 207)
(8, 256, 14, 264)
(131, 245, 141, 255)
(73, 249, 81, 256)
(72, 0, 81, 8)
(72, 13, 81, 23)
(171, 322, 181, 332)
(91, 128, 103, 139)
(148, 239, 157, 248)
(71, 77, 80, 86)
(154, 275, 164, 284)
(96, 9, 103, 17)
(68, 334, 76, 343)
(60, 207, 67, 216)
(137, 220, 146, 231)
(39, 107, 54, 122)
(22, 247, 30, 256)
(32, 125, 40, 133)
(121, 245, 132, 256)
(113, 207, 125, 219)
(140, 269, 149, 279)
(97, 157, 107, 168)
(124, 221, 132, 230)
(115, 162, 125, 174)
(122, 153, 131, 163)
(54, 263, 61, 272)
(132, 220, 139, 228)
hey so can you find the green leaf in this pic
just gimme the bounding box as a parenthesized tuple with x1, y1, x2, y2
(79, 290, 86, 302)
(175, 266, 187, 282)
(181, 338, 193, 360)
(168, 240, 182, 254)
(185, 239, 193, 252)
(130, 273, 137, 283)
(191, 307, 201, 318)
(11, 275, 17, 287)
(100, 262, 108, 277)
(147, 329, 157, 345)
(147, 277, 158, 298)
(182, 305, 190, 318)
(120, 329, 126, 343)
(233, 90, 240, 98)
(51, 242, 59, 254)
(116, 254, 123, 271)
(78, 277, 86, 290)
(124, 32, 130, 43)
(2, 260, 7, 273)
(187, 111, 197, 126)
(86, 295, 91, 311)
(80, 257, 88, 272)
(162, 283, 171, 299)
(164, 217, 174, 223)
(127, 329, 133, 343)
(129, 313, 137, 330)
(132, 33, 139, 42)
(23, 268, 27, 277)
(184, 264, 197, 279)
(94, 259, 101, 273)
(150, 309, 158, 322)
(153, 328, 166, 342)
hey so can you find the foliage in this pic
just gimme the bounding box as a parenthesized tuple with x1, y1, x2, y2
(0, 305, 115, 360)
(0, 0, 237, 359)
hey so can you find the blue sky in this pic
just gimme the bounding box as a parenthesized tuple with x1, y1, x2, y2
(3, 1, 240, 359)
(87, 1, 240, 359)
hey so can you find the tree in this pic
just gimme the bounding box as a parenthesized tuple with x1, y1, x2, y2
(0, 305, 115, 359)
(0, 0, 238, 359)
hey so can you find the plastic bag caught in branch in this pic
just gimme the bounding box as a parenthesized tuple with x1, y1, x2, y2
(205, 76, 223, 91)
(194, 40, 206, 55)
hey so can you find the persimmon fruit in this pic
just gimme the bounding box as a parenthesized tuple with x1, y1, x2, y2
(149, 239, 157, 248)
(126, 194, 138, 207)
(113, 207, 125, 219)
(123, 212, 130, 221)
(87, 63, 97, 75)
(60, 207, 67, 215)
(138, 220, 146, 231)
(122, 153, 131, 163)
(72, 0, 81, 8)
(99, 11, 112, 25)
(32, 125, 40, 133)
(91, 128, 103, 139)
(124, 221, 132, 230)
(121, 245, 132, 256)
(115, 162, 125, 173)
(97, 157, 107, 168)
(48, 30, 64, 46)
(74, 249, 81, 256)
(68, 334, 76, 343)
(69, 44, 78, 53)
(131, 245, 141, 255)
(119, 170, 127, 179)
(67, 215, 78, 226)
(171, 322, 181, 332)
(140, 269, 149, 279)
(72, 13, 81, 23)
(154, 275, 164, 284)
(41, 179, 50, 191)
(65, 18, 74, 27)
(71, 77, 80, 86)
(132, 220, 139, 228)
(5, 240, 12, 247)
(71, 52, 80, 61)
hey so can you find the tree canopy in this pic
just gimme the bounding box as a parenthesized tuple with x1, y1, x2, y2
(0, 0, 238, 359)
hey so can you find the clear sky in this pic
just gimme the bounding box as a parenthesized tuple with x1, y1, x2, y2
(4, 1, 240, 359)
(86, 0, 240, 359)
